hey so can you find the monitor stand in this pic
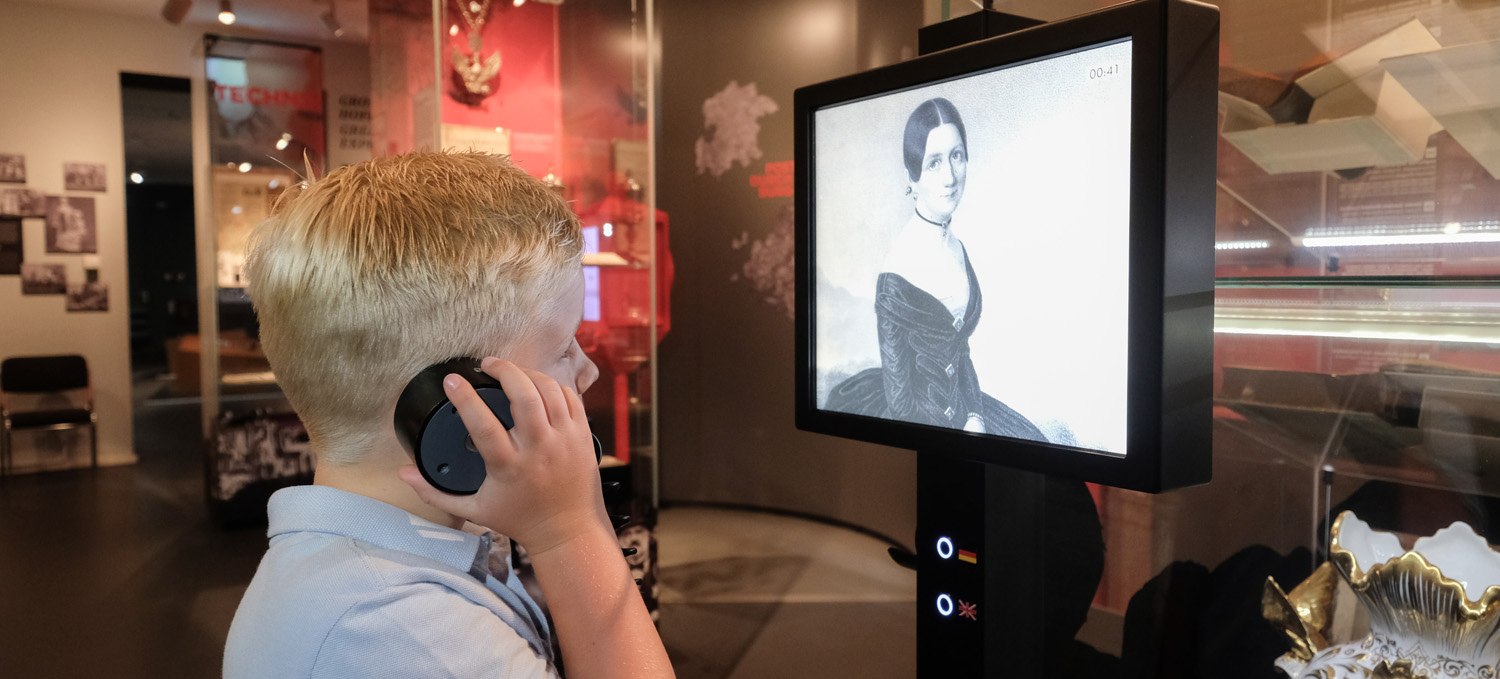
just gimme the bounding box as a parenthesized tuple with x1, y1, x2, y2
(917, 5, 1045, 54)
(913, 7, 1061, 675)
(917, 454, 1053, 675)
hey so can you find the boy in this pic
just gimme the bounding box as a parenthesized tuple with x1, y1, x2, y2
(223, 152, 674, 678)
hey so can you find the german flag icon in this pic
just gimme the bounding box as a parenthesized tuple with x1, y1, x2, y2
(958, 550, 977, 564)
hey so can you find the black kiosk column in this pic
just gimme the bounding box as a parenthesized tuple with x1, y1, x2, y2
(918, 457, 1052, 674)
(793, 0, 1220, 675)
(912, 13, 1055, 677)
(913, 10, 1100, 676)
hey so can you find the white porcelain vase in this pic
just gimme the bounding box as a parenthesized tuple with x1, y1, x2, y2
(1280, 512, 1500, 679)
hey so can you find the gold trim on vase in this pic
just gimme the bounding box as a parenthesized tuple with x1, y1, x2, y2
(1264, 512, 1500, 678)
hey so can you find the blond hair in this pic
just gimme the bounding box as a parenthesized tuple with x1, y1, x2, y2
(244, 151, 582, 465)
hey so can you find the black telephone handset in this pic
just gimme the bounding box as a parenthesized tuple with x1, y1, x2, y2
(395, 357, 603, 495)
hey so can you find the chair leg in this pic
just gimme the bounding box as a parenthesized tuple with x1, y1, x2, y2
(2, 425, 10, 479)
(90, 423, 98, 469)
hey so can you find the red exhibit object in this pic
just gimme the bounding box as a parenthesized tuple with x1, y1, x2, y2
(577, 186, 673, 462)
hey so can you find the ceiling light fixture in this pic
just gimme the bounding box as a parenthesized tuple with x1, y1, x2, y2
(321, 1, 344, 38)
(130, 172, 145, 184)
(1215, 239, 1270, 251)
(1298, 221, 1500, 248)
(218, 0, 236, 25)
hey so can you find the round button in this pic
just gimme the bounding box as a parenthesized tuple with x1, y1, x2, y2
(936, 537, 954, 560)
(936, 593, 954, 617)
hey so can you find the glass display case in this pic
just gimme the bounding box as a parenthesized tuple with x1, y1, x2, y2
(1204, 0, 1500, 560)
(370, 0, 662, 610)
(197, 36, 324, 524)
(922, 0, 1500, 674)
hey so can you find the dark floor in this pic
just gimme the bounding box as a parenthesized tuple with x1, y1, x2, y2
(655, 508, 915, 678)
(0, 397, 263, 678)
(0, 396, 916, 678)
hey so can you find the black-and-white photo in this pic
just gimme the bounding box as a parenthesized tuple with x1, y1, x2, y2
(212, 413, 314, 501)
(20, 263, 66, 294)
(66, 282, 108, 311)
(0, 187, 45, 217)
(0, 218, 21, 275)
(64, 162, 106, 192)
(813, 38, 1134, 456)
(0, 154, 24, 183)
(45, 196, 97, 254)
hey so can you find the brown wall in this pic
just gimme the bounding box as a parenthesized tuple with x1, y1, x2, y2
(657, 0, 922, 545)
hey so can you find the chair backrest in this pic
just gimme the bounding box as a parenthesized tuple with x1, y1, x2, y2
(1, 355, 89, 393)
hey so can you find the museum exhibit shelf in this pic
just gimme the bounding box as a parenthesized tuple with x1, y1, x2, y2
(1079, 278, 1500, 669)
(1214, 278, 1500, 545)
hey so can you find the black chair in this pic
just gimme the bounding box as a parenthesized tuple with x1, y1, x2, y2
(1, 355, 98, 477)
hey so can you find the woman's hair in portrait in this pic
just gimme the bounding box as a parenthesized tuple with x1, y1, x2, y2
(902, 97, 968, 182)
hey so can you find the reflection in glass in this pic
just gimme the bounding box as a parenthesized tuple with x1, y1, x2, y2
(202, 36, 325, 521)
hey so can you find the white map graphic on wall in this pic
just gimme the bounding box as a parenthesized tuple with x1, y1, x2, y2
(730, 205, 795, 320)
(695, 81, 778, 177)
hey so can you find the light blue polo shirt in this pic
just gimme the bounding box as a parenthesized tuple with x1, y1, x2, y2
(223, 485, 557, 678)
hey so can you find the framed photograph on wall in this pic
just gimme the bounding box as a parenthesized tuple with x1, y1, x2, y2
(64, 162, 106, 192)
(20, 263, 66, 294)
(0, 187, 45, 217)
(45, 196, 97, 254)
(66, 282, 108, 312)
(0, 154, 24, 183)
(0, 218, 21, 275)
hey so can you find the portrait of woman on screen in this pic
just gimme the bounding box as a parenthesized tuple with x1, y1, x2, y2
(824, 97, 1046, 441)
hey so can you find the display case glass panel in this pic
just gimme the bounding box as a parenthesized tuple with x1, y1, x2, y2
(200, 36, 324, 520)
(918, 0, 1500, 673)
(370, 0, 661, 609)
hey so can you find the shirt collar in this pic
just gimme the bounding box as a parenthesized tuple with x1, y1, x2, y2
(267, 485, 502, 578)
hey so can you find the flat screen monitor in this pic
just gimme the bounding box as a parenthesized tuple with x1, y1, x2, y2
(794, 0, 1219, 492)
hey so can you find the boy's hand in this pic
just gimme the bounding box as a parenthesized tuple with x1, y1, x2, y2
(397, 357, 610, 557)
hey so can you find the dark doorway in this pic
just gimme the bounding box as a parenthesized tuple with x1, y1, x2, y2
(121, 73, 196, 392)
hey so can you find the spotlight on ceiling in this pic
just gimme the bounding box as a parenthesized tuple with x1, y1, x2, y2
(218, 0, 236, 25)
(130, 172, 145, 185)
(321, 1, 344, 38)
(161, 0, 192, 24)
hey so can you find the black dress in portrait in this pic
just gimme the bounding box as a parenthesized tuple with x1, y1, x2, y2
(828, 246, 1109, 673)
(826, 251, 1047, 442)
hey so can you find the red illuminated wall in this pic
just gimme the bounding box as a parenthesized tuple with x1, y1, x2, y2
(441, 1, 562, 177)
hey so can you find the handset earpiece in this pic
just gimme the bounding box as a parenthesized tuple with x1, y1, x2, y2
(394, 357, 602, 495)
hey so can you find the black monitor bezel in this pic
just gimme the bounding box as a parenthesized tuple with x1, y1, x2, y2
(794, 0, 1208, 492)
